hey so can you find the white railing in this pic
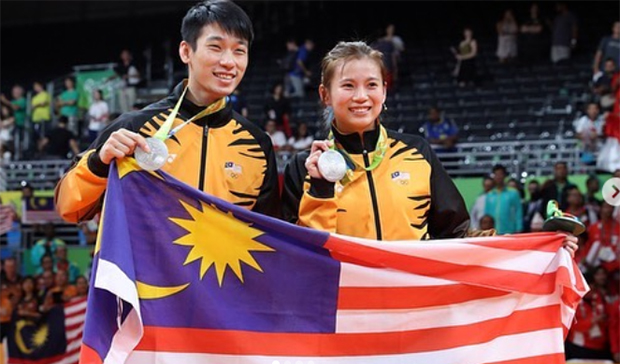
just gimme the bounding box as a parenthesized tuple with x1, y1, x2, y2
(1, 138, 597, 191)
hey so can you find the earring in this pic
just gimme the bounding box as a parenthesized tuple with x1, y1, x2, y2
(383, 103, 388, 111)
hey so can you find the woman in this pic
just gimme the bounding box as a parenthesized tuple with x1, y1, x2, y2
(496, 9, 519, 63)
(263, 82, 292, 137)
(451, 27, 478, 87)
(281, 40, 580, 254)
(282, 41, 470, 241)
(87, 89, 109, 143)
(287, 122, 314, 152)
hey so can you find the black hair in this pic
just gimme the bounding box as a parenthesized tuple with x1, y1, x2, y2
(181, 0, 254, 50)
(492, 164, 507, 174)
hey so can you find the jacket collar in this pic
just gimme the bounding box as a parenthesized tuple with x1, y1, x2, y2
(170, 81, 232, 128)
(332, 121, 380, 154)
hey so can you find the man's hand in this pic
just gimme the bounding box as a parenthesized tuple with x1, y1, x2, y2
(99, 129, 150, 165)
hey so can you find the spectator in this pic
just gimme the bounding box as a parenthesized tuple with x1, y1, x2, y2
(31, 81, 52, 147)
(596, 71, 620, 173)
(114, 49, 142, 113)
(0, 104, 14, 162)
(469, 175, 495, 230)
(38, 116, 80, 159)
(385, 23, 405, 62)
(263, 82, 292, 137)
(593, 59, 619, 113)
(592, 21, 620, 78)
(230, 87, 249, 119)
(540, 161, 576, 212)
(0, 85, 27, 157)
(16, 276, 41, 321)
(610, 298, 619, 363)
(55, 77, 80, 135)
(87, 88, 110, 144)
(0, 257, 23, 332)
(583, 201, 619, 279)
(265, 119, 287, 151)
(519, 3, 547, 65)
(549, 2, 578, 64)
(573, 102, 604, 165)
(35, 253, 55, 276)
(479, 214, 496, 232)
(484, 164, 523, 234)
(30, 222, 67, 273)
(422, 105, 459, 152)
(54, 245, 80, 283)
(36, 270, 55, 304)
(496, 9, 519, 64)
(279, 37, 299, 88)
(286, 122, 314, 152)
(371, 27, 399, 91)
(565, 269, 614, 361)
(523, 179, 544, 232)
(564, 185, 597, 229)
(285, 38, 315, 98)
(584, 175, 603, 213)
(74, 275, 89, 298)
(451, 26, 478, 87)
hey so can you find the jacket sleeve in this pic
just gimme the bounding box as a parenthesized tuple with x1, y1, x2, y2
(281, 151, 338, 232)
(426, 144, 470, 239)
(252, 136, 282, 219)
(54, 114, 136, 223)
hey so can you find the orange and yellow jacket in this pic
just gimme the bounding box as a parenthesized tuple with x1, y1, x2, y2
(55, 82, 281, 223)
(282, 125, 470, 241)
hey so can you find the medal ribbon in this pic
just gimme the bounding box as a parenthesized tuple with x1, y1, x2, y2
(327, 124, 388, 185)
(153, 85, 227, 141)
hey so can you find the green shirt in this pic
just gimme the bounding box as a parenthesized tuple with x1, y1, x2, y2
(11, 97, 26, 127)
(59, 89, 79, 117)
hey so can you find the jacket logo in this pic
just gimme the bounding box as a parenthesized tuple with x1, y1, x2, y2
(224, 162, 242, 179)
(391, 171, 410, 185)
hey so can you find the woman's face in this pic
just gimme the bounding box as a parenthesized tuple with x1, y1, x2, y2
(320, 58, 385, 135)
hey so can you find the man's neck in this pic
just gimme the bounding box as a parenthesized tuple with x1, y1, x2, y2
(186, 83, 214, 107)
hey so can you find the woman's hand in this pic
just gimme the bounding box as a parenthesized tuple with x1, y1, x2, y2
(561, 233, 579, 258)
(304, 140, 333, 179)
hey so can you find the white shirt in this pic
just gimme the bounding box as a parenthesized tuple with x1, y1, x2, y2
(269, 130, 287, 149)
(287, 135, 314, 151)
(573, 115, 603, 136)
(88, 100, 109, 132)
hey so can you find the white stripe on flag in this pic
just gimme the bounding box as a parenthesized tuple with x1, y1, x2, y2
(335, 289, 561, 333)
(125, 328, 564, 364)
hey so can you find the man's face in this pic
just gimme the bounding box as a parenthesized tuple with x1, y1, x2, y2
(554, 164, 568, 180)
(180, 23, 249, 105)
(492, 169, 506, 186)
(428, 109, 440, 122)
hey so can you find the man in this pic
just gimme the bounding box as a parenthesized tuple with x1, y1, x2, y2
(55, 0, 281, 223)
(483, 164, 523, 235)
(592, 21, 620, 78)
(56, 77, 80, 135)
(469, 175, 495, 230)
(540, 161, 576, 213)
(422, 106, 459, 152)
(549, 2, 578, 64)
(114, 49, 142, 113)
(38, 116, 80, 159)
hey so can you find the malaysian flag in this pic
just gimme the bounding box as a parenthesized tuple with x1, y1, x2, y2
(22, 197, 64, 224)
(79, 159, 588, 364)
(8, 296, 87, 364)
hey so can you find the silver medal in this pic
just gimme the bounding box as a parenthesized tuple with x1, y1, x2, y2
(134, 137, 169, 171)
(318, 150, 347, 182)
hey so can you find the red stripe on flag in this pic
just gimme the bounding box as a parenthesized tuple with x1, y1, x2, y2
(466, 233, 564, 253)
(338, 284, 510, 309)
(325, 235, 561, 295)
(78, 344, 102, 364)
(135, 305, 561, 356)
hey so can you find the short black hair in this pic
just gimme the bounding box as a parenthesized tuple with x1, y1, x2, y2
(181, 0, 254, 50)
(492, 164, 507, 174)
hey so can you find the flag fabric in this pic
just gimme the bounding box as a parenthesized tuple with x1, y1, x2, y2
(22, 197, 64, 224)
(8, 296, 87, 364)
(0, 204, 16, 235)
(80, 159, 589, 364)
